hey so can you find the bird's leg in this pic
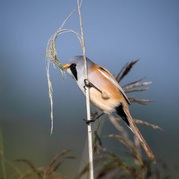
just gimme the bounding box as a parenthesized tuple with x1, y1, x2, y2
(84, 79, 110, 99)
(83, 112, 104, 125)
(84, 79, 102, 94)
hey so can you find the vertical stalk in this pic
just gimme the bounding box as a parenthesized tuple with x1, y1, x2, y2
(77, 0, 94, 179)
(0, 128, 7, 179)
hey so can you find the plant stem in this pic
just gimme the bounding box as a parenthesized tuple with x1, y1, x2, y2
(0, 128, 7, 179)
(77, 0, 94, 179)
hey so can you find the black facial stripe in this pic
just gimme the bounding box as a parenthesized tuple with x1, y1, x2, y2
(70, 63, 78, 80)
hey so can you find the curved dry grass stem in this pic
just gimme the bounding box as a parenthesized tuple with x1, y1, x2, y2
(46, 10, 82, 135)
(46, 63, 54, 135)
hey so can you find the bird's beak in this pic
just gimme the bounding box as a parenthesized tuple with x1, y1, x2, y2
(62, 64, 70, 69)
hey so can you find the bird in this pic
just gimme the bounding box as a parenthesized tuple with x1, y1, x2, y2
(63, 55, 156, 162)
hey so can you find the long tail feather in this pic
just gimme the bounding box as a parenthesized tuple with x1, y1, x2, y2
(123, 107, 156, 163)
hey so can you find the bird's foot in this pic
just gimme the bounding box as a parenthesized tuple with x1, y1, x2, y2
(84, 79, 102, 93)
(83, 112, 104, 125)
(83, 118, 96, 125)
(84, 79, 93, 88)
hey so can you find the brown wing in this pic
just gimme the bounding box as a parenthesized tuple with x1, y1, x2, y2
(97, 65, 130, 105)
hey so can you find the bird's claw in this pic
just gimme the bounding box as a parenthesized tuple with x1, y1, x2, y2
(84, 79, 93, 88)
(83, 112, 104, 125)
(84, 79, 102, 93)
(83, 118, 96, 125)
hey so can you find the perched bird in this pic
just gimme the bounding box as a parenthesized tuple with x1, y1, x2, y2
(63, 55, 156, 162)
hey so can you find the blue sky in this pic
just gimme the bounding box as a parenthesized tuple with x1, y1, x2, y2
(1, 0, 179, 177)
